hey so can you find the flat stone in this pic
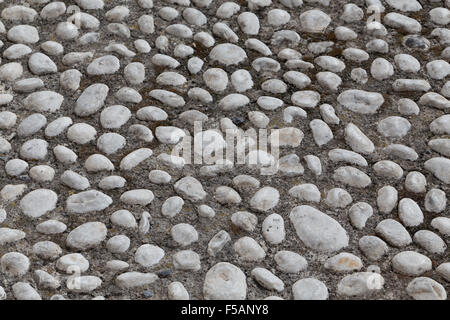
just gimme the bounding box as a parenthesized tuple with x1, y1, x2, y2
(174, 176, 207, 202)
(24, 91, 64, 113)
(66, 190, 113, 214)
(290, 205, 349, 252)
(87, 55, 120, 75)
(337, 272, 384, 297)
(209, 43, 247, 66)
(393, 251, 432, 276)
(376, 219, 412, 247)
(66, 222, 107, 250)
(292, 278, 328, 300)
(75, 84, 109, 116)
(20, 189, 57, 218)
(337, 90, 384, 114)
(203, 262, 246, 300)
(135, 244, 165, 268)
(407, 277, 447, 300)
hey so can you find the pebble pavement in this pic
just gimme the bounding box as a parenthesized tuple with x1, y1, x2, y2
(0, 0, 449, 300)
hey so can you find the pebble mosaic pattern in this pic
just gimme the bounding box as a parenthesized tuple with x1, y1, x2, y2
(0, 0, 449, 300)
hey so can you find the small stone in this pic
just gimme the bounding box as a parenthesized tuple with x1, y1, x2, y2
(324, 188, 353, 208)
(55, 22, 79, 40)
(425, 188, 446, 213)
(359, 236, 389, 261)
(377, 186, 398, 214)
(3, 44, 32, 60)
(274, 251, 307, 273)
(252, 268, 284, 292)
(24, 91, 63, 113)
(436, 263, 450, 282)
(421, 93, 450, 111)
(34, 270, 60, 289)
(405, 171, 426, 193)
(430, 7, 450, 25)
(203, 68, 228, 92)
(87, 55, 120, 75)
(324, 252, 363, 273)
(209, 43, 247, 66)
(5, 159, 28, 176)
(75, 84, 109, 116)
(1, 252, 30, 277)
(0, 111, 17, 129)
(345, 123, 374, 154)
(53, 145, 77, 164)
(20, 189, 57, 218)
(67, 123, 97, 144)
(386, 0, 421, 12)
(56, 253, 89, 273)
(395, 54, 421, 72)
(7, 25, 39, 44)
(338, 90, 384, 115)
(290, 205, 349, 252)
(341, 3, 363, 22)
(0, 227, 26, 245)
(115, 272, 158, 289)
(60, 70, 82, 91)
(407, 277, 447, 300)
(337, 272, 384, 297)
(155, 126, 185, 144)
(413, 230, 446, 254)
(135, 244, 165, 268)
(111, 210, 137, 229)
(300, 9, 330, 33)
(12, 283, 41, 300)
(66, 190, 112, 214)
(100, 105, 131, 129)
(289, 184, 321, 203)
(120, 148, 152, 170)
(36, 220, 67, 235)
(120, 189, 154, 206)
(398, 198, 423, 227)
(234, 236, 265, 261)
(424, 157, 450, 184)
(238, 12, 260, 35)
(349, 202, 373, 229)
(378, 116, 411, 138)
(250, 187, 279, 212)
(106, 235, 130, 254)
(371, 58, 394, 80)
(292, 278, 328, 300)
(168, 282, 189, 300)
(171, 223, 198, 246)
(33, 241, 62, 260)
(398, 99, 420, 115)
(373, 160, 404, 179)
(392, 251, 432, 276)
(162, 196, 184, 218)
(384, 12, 421, 33)
(207, 230, 230, 256)
(231, 211, 257, 232)
(262, 214, 285, 245)
(173, 250, 201, 271)
(376, 219, 412, 247)
(203, 262, 246, 300)
(29, 165, 54, 182)
(67, 276, 102, 293)
(66, 222, 107, 250)
(28, 53, 57, 75)
(174, 176, 207, 202)
(333, 166, 371, 188)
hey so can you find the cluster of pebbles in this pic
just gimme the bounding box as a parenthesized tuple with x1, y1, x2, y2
(0, 0, 449, 300)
